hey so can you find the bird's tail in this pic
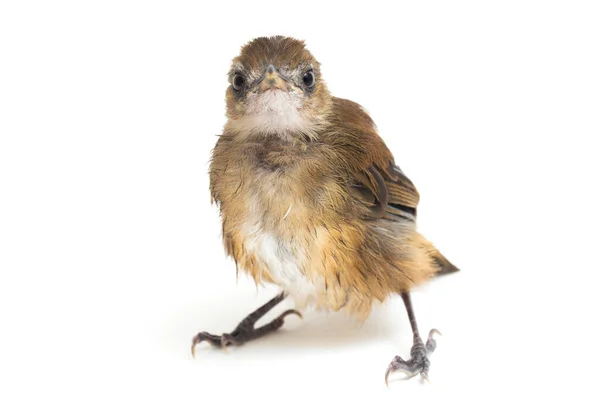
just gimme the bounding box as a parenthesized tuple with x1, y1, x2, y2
(431, 248, 459, 276)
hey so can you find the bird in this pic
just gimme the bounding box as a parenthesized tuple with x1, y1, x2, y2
(191, 35, 459, 385)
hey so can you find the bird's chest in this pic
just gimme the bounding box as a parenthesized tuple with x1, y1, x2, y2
(221, 145, 327, 304)
(242, 227, 322, 306)
(231, 141, 323, 232)
(239, 166, 324, 303)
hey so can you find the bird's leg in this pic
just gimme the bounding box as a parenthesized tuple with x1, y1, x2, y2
(191, 292, 301, 357)
(385, 292, 441, 385)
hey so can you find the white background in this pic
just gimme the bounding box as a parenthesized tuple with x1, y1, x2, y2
(1, 1, 599, 398)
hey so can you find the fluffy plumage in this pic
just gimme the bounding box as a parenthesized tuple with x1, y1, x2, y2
(209, 36, 457, 320)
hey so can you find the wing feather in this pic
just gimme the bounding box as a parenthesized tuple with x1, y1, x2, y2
(351, 161, 420, 221)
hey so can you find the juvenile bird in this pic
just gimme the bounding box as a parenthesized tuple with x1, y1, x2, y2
(192, 36, 459, 384)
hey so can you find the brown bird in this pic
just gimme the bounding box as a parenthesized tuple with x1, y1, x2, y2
(192, 35, 459, 384)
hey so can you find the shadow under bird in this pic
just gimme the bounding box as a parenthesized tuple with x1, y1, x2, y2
(191, 36, 459, 385)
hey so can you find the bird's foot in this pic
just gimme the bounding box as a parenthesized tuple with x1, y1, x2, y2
(191, 306, 301, 357)
(385, 329, 441, 385)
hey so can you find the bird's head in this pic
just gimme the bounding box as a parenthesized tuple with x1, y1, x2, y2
(224, 36, 332, 140)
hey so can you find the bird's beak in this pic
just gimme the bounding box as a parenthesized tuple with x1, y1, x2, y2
(259, 64, 287, 93)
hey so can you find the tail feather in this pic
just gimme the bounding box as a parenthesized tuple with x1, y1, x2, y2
(432, 249, 459, 276)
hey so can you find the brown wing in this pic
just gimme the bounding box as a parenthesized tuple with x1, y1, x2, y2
(323, 97, 420, 221)
(350, 161, 420, 221)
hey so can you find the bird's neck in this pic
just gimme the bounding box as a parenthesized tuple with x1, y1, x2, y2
(225, 112, 330, 142)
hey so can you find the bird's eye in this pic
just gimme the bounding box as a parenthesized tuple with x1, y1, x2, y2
(232, 74, 245, 91)
(302, 70, 315, 89)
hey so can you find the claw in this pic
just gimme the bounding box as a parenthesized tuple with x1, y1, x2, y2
(277, 309, 303, 321)
(191, 331, 223, 357)
(190, 333, 206, 358)
(385, 356, 417, 387)
(428, 328, 442, 338)
(385, 362, 395, 388)
(426, 328, 441, 355)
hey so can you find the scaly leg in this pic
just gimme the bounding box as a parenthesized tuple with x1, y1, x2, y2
(191, 292, 301, 357)
(385, 292, 441, 385)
